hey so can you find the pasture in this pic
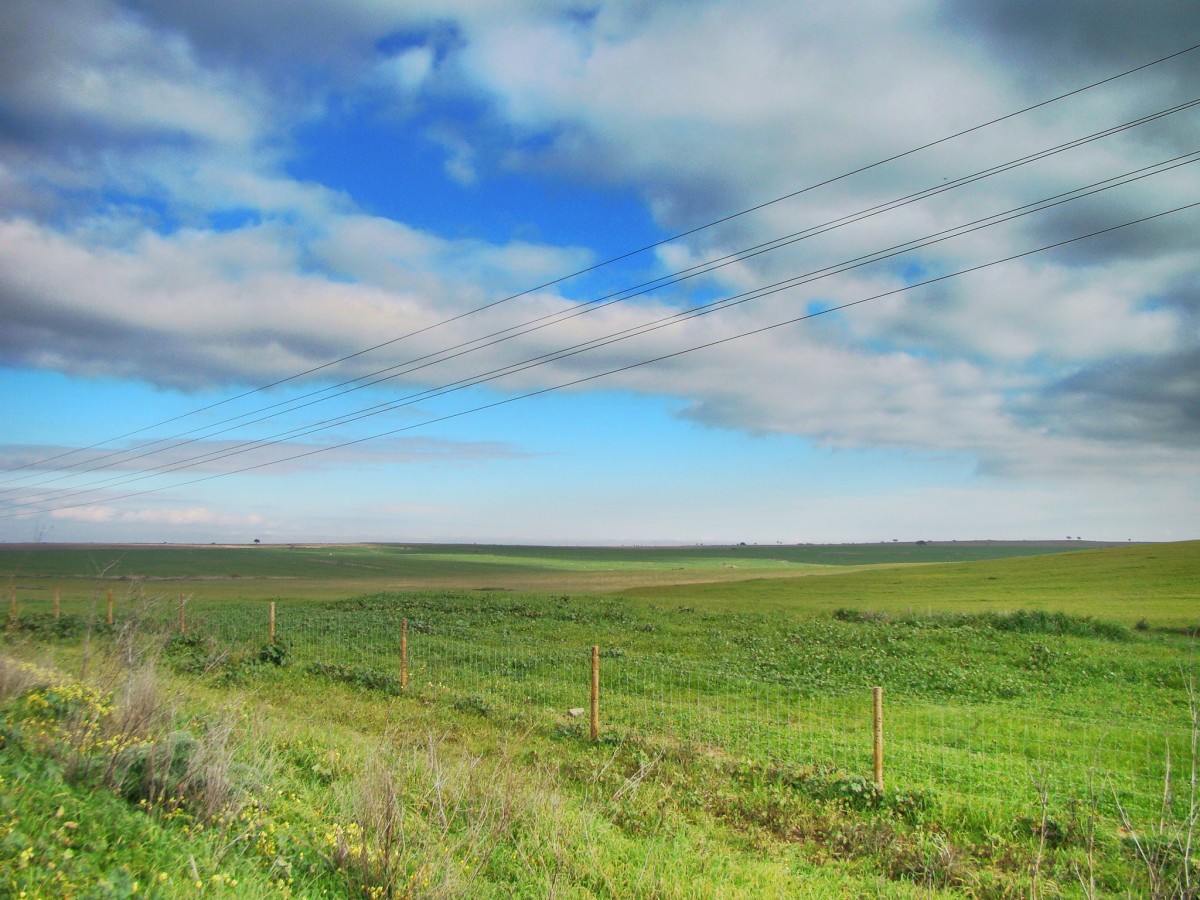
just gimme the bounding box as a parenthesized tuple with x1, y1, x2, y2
(0, 538, 1127, 599)
(1, 540, 1198, 897)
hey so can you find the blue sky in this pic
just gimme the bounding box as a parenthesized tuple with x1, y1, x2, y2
(1, 1, 1198, 544)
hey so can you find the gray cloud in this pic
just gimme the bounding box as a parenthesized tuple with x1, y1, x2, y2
(0, 0, 266, 147)
(943, 1, 1200, 79)
(1035, 348, 1200, 445)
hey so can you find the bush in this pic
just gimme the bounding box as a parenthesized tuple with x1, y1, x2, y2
(833, 608, 890, 623)
(1, 655, 249, 825)
(834, 608, 1130, 641)
(257, 642, 290, 666)
(982, 610, 1129, 641)
(452, 693, 493, 717)
(113, 730, 200, 804)
(304, 662, 403, 695)
(8, 613, 88, 639)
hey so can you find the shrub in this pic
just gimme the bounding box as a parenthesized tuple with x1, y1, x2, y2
(981, 609, 1130, 640)
(452, 693, 493, 717)
(9, 613, 88, 639)
(1, 655, 250, 825)
(257, 642, 290, 666)
(304, 662, 403, 695)
(833, 608, 890, 623)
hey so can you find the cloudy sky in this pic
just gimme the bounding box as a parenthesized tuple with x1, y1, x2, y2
(1, 0, 1198, 545)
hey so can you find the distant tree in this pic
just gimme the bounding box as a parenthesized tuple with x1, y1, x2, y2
(254, 538, 261, 544)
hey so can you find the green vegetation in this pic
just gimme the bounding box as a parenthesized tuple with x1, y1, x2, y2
(625, 540, 1200, 626)
(2, 540, 1198, 896)
(0, 538, 1133, 601)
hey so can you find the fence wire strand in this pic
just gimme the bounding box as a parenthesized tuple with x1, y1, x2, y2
(4, 592, 1194, 826)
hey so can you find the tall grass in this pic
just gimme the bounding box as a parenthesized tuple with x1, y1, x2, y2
(15, 593, 1187, 832)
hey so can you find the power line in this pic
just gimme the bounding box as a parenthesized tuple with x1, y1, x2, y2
(6, 151, 1197, 510)
(6, 40, 1198, 478)
(6, 171, 1197, 518)
(6, 93, 1198, 497)
(8, 198, 1196, 521)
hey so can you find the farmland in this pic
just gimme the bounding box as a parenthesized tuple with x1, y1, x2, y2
(2, 540, 1198, 897)
(0, 538, 1138, 599)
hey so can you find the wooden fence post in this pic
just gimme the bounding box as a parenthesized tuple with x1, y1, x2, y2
(590, 645, 600, 741)
(400, 618, 409, 690)
(873, 686, 884, 792)
(54, 588, 60, 620)
(268, 601, 276, 645)
(107, 589, 114, 625)
(178, 594, 186, 635)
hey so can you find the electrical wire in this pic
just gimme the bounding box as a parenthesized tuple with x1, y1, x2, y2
(6, 196, 1196, 520)
(5, 40, 1198, 478)
(5, 94, 1198, 497)
(5, 151, 1197, 510)
(6, 150, 1196, 511)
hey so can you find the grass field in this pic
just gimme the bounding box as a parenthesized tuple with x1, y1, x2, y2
(0, 538, 1140, 599)
(2, 540, 1198, 897)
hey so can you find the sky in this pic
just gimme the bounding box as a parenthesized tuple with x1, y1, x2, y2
(1, 0, 1199, 545)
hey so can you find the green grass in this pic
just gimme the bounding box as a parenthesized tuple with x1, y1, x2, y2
(0, 539, 1118, 578)
(2, 540, 1198, 896)
(0, 538, 1136, 603)
(0, 646, 936, 897)
(625, 541, 1200, 626)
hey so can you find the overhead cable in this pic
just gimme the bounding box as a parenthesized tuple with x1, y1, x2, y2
(7, 197, 1196, 520)
(5, 94, 1198, 496)
(6, 40, 1198, 478)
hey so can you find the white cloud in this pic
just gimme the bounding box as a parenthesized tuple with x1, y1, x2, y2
(0, 213, 596, 391)
(1, 0, 1197, 502)
(376, 46, 436, 93)
(50, 505, 262, 528)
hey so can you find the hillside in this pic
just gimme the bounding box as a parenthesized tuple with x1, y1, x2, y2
(623, 540, 1200, 625)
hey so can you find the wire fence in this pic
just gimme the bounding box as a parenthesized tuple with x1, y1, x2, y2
(5, 590, 1195, 828)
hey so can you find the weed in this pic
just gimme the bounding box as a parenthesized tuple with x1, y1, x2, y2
(453, 693, 494, 717)
(1114, 683, 1200, 898)
(257, 641, 290, 666)
(833, 608, 891, 623)
(305, 662, 403, 695)
(325, 733, 548, 898)
(7, 613, 88, 639)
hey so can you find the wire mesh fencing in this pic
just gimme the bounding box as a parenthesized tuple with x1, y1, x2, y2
(4, 590, 1195, 828)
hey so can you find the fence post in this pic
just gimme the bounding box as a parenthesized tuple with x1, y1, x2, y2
(107, 589, 114, 626)
(590, 645, 600, 741)
(269, 601, 276, 645)
(54, 588, 60, 620)
(400, 618, 408, 690)
(178, 594, 186, 635)
(873, 686, 884, 792)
